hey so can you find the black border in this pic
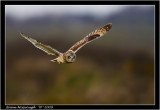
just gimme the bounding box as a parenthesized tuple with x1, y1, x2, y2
(1, 1, 159, 109)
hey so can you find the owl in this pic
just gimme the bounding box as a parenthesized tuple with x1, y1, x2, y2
(20, 23, 112, 64)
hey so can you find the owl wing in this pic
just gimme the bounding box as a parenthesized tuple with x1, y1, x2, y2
(68, 23, 112, 53)
(20, 33, 62, 56)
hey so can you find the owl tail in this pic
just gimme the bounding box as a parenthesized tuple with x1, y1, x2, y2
(50, 58, 57, 62)
(50, 56, 64, 64)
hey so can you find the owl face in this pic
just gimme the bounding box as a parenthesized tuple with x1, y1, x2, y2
(64, 50, 76, 63)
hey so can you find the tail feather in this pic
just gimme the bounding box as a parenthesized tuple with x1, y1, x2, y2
(50, 58, 57, 62)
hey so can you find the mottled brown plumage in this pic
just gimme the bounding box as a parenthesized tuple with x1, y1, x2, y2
(69, 23, 112, 53)
(69, 38, 87, 52)
(20, 23, 112, 64)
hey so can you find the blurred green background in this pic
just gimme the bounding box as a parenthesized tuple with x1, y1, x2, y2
(6, 5, 154, 104)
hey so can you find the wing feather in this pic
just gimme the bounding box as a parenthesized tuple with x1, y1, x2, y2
(20, 33, 62, 56)
(68, 23, 112, 53)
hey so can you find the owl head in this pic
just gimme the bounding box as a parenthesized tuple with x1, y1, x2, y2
(64, 50, 76, 63)
(103, 23, 112, 31)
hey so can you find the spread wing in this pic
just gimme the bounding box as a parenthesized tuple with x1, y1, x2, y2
(68, 23, 112, 53)
(20, 33, 62, 56)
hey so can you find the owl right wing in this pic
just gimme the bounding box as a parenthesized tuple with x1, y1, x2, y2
(20, 33, 62, 57)
(68, 23, 112, 53)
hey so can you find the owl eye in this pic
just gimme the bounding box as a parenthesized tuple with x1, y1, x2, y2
(67, 56, 71, 59)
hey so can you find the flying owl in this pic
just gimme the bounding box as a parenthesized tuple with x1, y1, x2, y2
(20, 23, 112, 64)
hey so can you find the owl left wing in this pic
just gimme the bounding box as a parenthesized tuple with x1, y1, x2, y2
(68, 23, 112, 53)
(20, 33, 62, 56)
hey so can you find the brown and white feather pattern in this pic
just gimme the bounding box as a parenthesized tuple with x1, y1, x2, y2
(20, 23, 112, 64)
(20, 33, 62, 57)
(69, 23, 112, 53)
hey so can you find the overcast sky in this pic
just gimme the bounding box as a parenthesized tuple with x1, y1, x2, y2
(5, 5, 152, 20)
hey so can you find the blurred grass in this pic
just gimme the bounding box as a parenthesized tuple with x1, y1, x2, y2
(6, 51, 154, 104)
